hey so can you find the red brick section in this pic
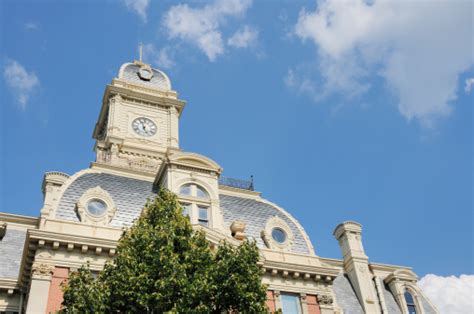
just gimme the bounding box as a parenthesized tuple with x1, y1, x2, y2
(266, 290, 277, 313)
(306, 294, 321, 314)
(46, 267, 69, 314)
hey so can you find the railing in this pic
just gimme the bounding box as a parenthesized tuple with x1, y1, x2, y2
(219, 176, 254, 191)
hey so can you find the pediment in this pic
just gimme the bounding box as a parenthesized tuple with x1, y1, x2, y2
(169, 152, 222, 173)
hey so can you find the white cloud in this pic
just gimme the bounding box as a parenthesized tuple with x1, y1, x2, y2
(228, 25, 258, 48)
(291, 0, 473, 126)
(142, 44, 175, 70)
(418, 274, 474, 314)
(122, 0, 149, 22)
(162, 0, 252, 61)
(3, 59, 40, 110)
(465, 78, 474, 93)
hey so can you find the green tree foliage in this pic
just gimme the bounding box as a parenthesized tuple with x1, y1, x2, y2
(61, 188, 267, 313)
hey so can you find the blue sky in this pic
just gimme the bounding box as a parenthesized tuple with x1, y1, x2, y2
(1, 0, 472, 283)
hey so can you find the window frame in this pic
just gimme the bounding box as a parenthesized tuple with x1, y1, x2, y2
(404, 289, 419, 314)
(178, 183, 211, 227)
(279, 292, 303, 314)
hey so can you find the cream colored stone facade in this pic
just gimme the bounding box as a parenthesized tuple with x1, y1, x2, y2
(0, 60, 438, 314)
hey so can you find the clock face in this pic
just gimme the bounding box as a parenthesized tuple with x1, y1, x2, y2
(132, 117, 157, 137)
(138, 68, 153, 81)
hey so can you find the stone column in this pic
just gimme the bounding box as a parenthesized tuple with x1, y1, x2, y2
(333, 221, 380, 313)
(274, 290, 282, 311)
(26, 262, 54, 314)
(169, 106, 179, 148)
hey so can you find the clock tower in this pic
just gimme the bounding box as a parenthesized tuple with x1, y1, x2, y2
(91, 60, 186, 179)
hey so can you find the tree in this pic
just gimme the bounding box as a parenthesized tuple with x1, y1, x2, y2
(62, 188, 268, 313)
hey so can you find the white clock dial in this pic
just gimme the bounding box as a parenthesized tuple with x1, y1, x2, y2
(132, 117, 157, 137)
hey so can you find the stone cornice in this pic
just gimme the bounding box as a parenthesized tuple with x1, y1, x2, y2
(0, 278, 19, 290)
(0, 212, 39, 227)
(262, 260, 339, 282)
(28, 229, 119, 250)
(333, 220, 362, 239)
(369, 262, 413, 273)
(90, 162, 156, 181)
(218, 185, 262, 198)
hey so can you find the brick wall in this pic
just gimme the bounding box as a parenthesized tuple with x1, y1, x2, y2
(266, 290, 276, 313)
(306, 294, 321, 314)
(45, 267, 68, 313)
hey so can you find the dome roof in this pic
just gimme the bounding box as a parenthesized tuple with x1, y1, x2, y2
(54, 171, 315, 255)
(118, 62, 172, 91)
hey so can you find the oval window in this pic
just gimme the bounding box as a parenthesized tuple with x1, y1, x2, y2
(271, 228, 287, 243)
(87, 199, 107, 216)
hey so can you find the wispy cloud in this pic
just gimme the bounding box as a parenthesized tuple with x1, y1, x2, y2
(419, 274, 474, 314)
(3, 59, 40, 110)
(143, 44, 175, 70)
(289, 0, 473, 127)
(122, 0, 150, 22)
(162, 0, 254, 61)
(24, 22, 39, 31)
(228, 25, 258, 48)
(465, 78, 474, 93)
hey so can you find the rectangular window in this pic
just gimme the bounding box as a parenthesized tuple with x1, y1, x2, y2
(198, 206, 209, 226)
(280, 293, 302, 314)
(181, 203, 191, 218)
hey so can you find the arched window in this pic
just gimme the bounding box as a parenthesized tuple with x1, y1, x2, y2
(178, 183, 210, 226)
(404, 291, 417, 314)
(179, 183, 209, 199)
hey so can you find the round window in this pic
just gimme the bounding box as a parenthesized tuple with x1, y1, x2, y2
(86, 199, 107, 216)
(271, 228, 287, 243)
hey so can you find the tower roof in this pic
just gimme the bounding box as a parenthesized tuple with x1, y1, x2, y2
(118, 61, 172, 91)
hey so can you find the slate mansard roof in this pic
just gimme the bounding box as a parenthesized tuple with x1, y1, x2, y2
(55, 171, 313, 255)
(0, 228, 27, 279)
(118, 63, 172, 91)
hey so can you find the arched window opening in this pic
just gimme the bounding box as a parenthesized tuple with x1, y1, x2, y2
(178, 183, 211, 227)
(404, 291, 417, 314)
(179, 183, 209, 199)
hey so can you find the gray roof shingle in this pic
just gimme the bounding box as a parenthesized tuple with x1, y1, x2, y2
(333, 274, 365, 314)
(220, 194, 311, 255)
(56, 173, 155, 227)
(119, 63, 171, 91)
(0, 228, 27, 279)
(55, 172, 313, 254)
(383, 284, 402, 313)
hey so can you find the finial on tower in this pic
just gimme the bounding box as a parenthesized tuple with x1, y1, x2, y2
(139, 43, 143, 63)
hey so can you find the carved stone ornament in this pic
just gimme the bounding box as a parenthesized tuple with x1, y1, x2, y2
(31, 262, 54, 280)
(317, 294, 334, 305)
(261, 216, 294, 251)
(230, 221, 246, 240)
(76, 186, 117, 226)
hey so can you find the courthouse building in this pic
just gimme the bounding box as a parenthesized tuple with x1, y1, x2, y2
(0, 60, 438, 314)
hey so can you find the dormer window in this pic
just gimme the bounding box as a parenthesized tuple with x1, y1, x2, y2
(404, 291, 417, 314)
(179, 183, 210, 227)
(179, 183, 209, 199)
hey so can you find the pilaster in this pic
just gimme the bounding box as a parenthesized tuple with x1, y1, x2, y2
(333, 221, 380, 313)
(317, 293, 335, 314)
(25, 262, 54, 314)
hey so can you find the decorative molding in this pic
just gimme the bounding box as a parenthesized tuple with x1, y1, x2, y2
(31, 262, 54, 280)
(230, 221, 246, 240)
(258, 198, 316, 256)
(317, 294, 334, 305)
(76, 186, 117, 226)
(261, 216, 295, 251)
